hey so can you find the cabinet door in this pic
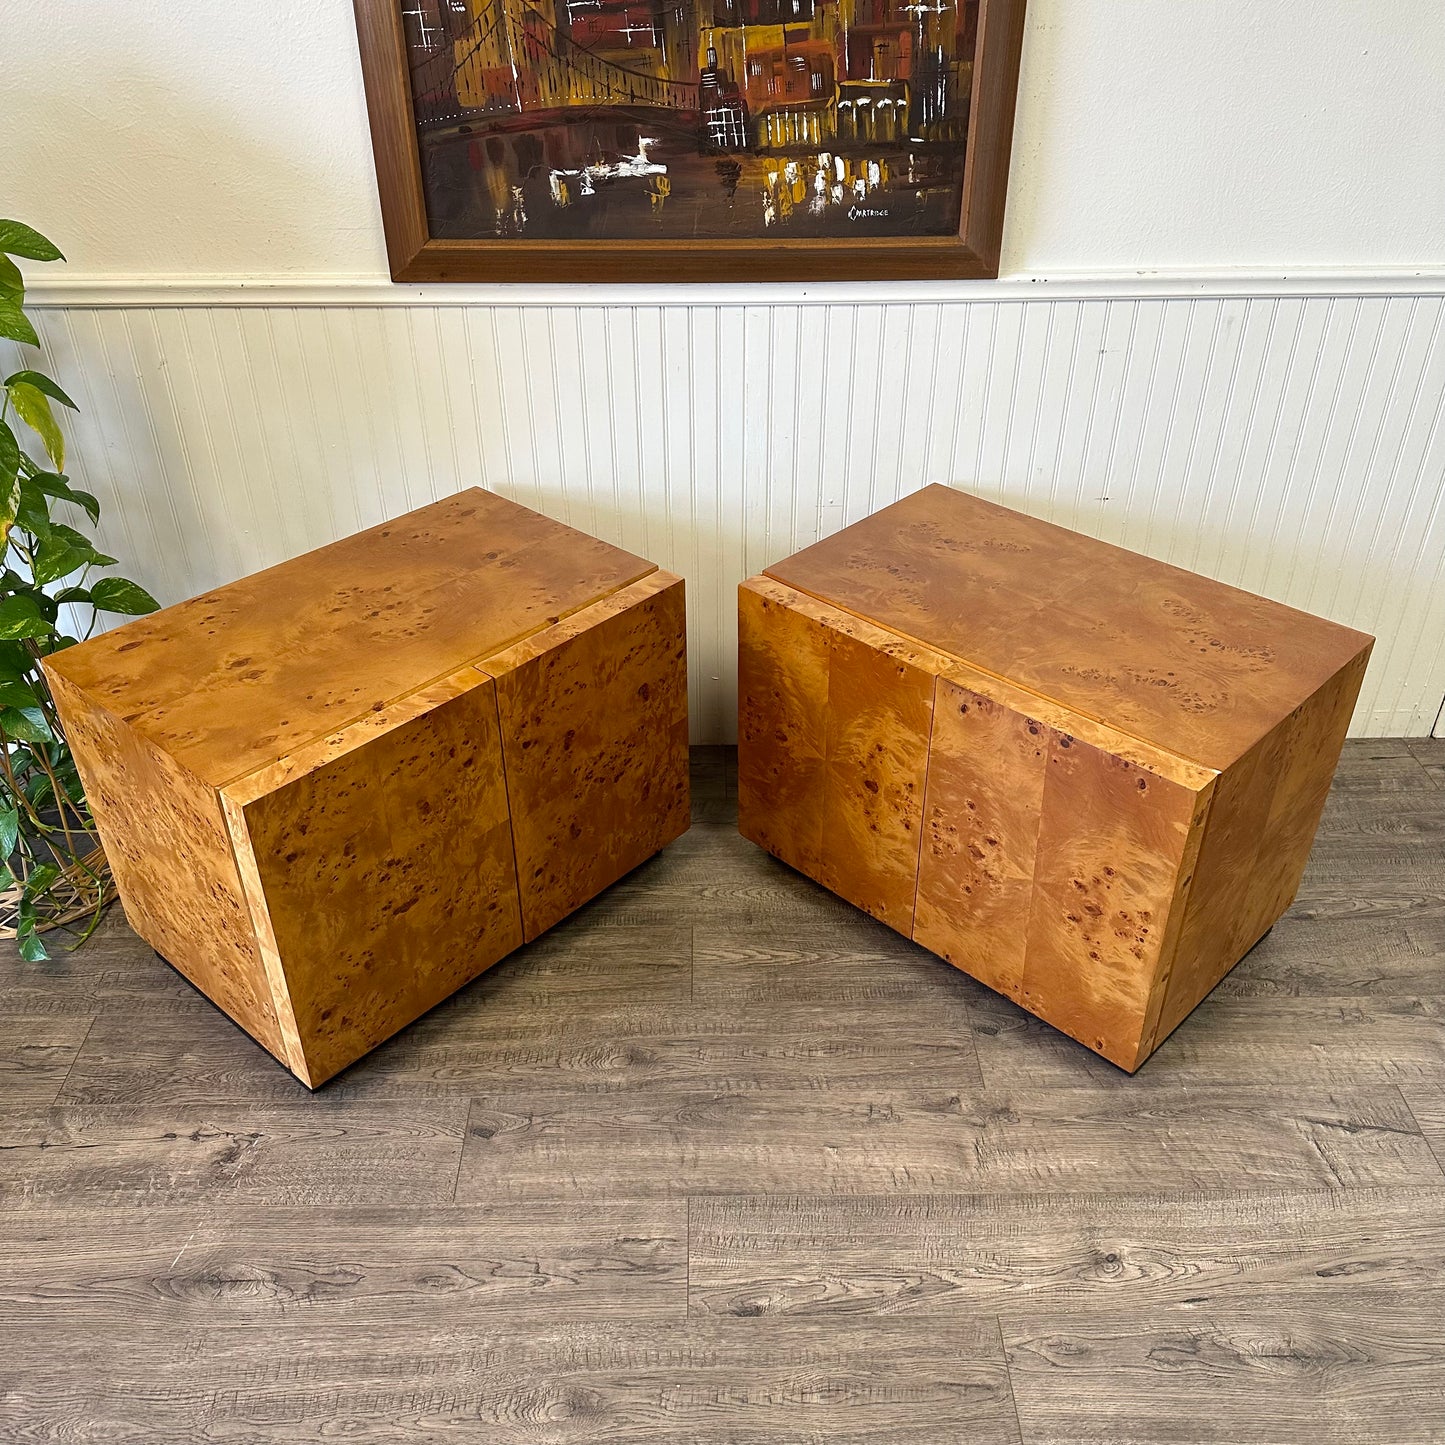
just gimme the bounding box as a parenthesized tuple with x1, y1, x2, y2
(485, 571, 690, 942)
(738, 577, 947, 936)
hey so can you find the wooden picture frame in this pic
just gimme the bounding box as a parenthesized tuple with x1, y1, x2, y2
(352, 0, 1026, 282)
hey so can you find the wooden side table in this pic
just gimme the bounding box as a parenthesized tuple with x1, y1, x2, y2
(45, 489, 689, 1086)
(739, 485, 1372, 1071)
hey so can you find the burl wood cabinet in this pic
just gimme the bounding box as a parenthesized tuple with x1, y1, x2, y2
(739, 485, 1372, 1071)
(45, 489, 689, 1087)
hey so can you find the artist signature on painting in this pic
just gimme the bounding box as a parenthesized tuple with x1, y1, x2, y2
(848, 206, 891, 220)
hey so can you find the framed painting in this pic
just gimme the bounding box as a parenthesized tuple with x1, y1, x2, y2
(352, 0, 1026, 281)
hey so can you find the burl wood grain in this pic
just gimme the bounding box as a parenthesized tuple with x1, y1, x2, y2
(1157, 646, 1373, 1043)
(743, 485, 1373, 1071)
(46, 489, 690, 1086)
(43, 488, 654, 788)
(738, 578, 947, 935)
(914, 679, 1048, 1004)
(766, 485, 1373, 772)
(224, 669, 523, 1088)
(916, 668, 1213, 1069)
(485, 572, 690, 941)
(42, 670, 286, 1063)
(818, 614, 942, 933)
(736, 579, 831, 884)
(1017, 729, 1205, 1069)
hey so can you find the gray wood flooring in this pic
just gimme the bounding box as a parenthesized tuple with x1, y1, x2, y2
(2, 741, 1443, 1443)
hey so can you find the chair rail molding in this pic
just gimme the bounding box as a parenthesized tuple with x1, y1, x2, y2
(22, 269, 1445, 309)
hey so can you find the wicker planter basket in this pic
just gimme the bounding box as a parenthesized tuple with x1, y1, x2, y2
(0, 840, 116, 942)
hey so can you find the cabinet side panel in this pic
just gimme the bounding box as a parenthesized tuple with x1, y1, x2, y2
(1157, 645, 1372, 1041)
(1151, 727, 1286, 1043)
(738, 579, 831, 883)
(44, 668, 282, 1060)
(239, 674, 523, 1086)
(488, 572, 690, 942)
(1020, 734, 1201, 1071)
(1248, 646, 1372, 925)
(914, 679, 1050, 1003)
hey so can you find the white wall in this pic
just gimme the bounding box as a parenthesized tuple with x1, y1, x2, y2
(6, 2, 1444, 282)
(4, 3, 1445, 738)
(1010, 4, 1445, 278)
(2, 1, 387, 282)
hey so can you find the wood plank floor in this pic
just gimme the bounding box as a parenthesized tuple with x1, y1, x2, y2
(2, 741, 1443, 1443)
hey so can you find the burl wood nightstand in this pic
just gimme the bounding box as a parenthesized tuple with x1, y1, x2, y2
(738, 485, 1372, 1071)
(45, 489, 689, 1087)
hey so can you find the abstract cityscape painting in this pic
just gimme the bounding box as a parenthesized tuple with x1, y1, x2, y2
(353, 0, 1025, 279)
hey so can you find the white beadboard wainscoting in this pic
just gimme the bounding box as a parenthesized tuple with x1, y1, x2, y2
(21, 289, 1445, 743)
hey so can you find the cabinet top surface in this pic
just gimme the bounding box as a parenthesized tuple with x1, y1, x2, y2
(47, 488, 656, 786)
(763, 485, 1373, 770)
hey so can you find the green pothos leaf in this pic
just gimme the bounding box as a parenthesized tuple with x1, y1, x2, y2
(49, 523, 114, 566)
(0, 595, 52, 640)
(0, 426, 17, 553)
(15, 871, 54, 958)
(0, 302, 39, 349)
(24, 769, 54, 810)
(4, 371, 76, 409)
(17, 927, 48, 962)
(0, 679, 39, 710)
(32, 535, 87, 585)
(0, 221, 63, 262)
(65, 489, 100, 528)
(0, 705, 53, 745)
(29, 473, 99, 528)
(89, 576, 159, 615)
(0, 641, 31, 682)
(0, 475, 19, 556)
(16, 476, 53, 539)
(0, 255, 23, 304)
(26, 862, 57, 888)
(0, 420, 19, 493)
(6, 381, 64, 470)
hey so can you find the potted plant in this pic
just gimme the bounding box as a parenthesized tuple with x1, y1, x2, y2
(0, 219, 159, 959)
